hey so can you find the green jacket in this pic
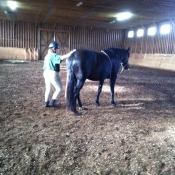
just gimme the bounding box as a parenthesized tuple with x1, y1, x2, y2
(43, 52, 61, 72)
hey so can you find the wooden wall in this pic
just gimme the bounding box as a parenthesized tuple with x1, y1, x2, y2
(70, 26, 124, 51)
(129, 53, 175, 71)
(0, 47, 38, 61)
(1, 19, 175, 55)
(0, 19, 124, 60)
(124, 21, 175, 54)
(0, 19, 175, 71)
(0, 20, 38, 48)
(124, 20, 175, 71)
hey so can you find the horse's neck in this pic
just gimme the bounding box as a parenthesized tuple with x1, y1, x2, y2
(103, 50, 113, 58)
(104, 48, 121, 57)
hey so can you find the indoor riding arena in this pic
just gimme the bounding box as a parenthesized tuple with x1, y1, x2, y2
(0, 1, 175, 175)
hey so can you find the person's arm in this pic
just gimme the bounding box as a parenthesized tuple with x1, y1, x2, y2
(60, 49, 76, 60)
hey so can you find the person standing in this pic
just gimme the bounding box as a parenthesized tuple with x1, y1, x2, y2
(43, 41, 75, 107)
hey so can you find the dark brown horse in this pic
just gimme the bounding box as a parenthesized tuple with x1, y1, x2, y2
(66, 47, 130, 114)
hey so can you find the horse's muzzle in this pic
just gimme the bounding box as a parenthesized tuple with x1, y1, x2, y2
(123, 63, 129, 70)
(124, 64, 129, 70)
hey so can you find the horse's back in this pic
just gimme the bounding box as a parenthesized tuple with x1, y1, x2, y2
(67, 49, 96, 66)
(67, 49, 111, 81)
(66, 49, 97, 79)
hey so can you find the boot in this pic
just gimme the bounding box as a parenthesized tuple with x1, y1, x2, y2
(45, 101, 50, 107)
(49, 99, 60, 107)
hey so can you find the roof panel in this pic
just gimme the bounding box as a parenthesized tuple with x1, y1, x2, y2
(0, 0, 175, 29)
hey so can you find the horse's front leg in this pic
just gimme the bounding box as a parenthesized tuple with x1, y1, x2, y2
(95, 80, 104, 106)
(110, 77, 117, 107)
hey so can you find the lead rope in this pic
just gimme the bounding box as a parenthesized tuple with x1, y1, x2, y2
(120, 63, 124, 73)
(120, 63, 129, 73)
(101, 50, 112, 85)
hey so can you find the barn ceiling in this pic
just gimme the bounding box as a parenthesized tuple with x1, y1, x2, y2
(0, 0, 175, 29)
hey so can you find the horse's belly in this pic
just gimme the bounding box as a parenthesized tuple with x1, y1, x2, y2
(87, 77, 99, 81)
(87, 74, 109, 81)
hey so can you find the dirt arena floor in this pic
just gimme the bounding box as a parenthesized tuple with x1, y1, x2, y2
(0, 61, 175, 175)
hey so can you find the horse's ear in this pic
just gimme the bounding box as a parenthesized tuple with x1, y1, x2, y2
(127, 47, 130, 52)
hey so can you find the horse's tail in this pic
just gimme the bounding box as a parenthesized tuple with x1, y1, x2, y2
(66, 56, 76, 112)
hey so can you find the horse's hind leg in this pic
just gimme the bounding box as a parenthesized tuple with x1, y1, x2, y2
(95, 80, 104, 106)
(77, 94, 85, 110)
(74, 79, 85, 110)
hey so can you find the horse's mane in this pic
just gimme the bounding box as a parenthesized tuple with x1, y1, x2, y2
(103, 47, 124, 58)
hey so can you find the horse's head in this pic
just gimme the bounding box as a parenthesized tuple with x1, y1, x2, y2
(103, 47, 130, 71)
(111, 47, 130, 70)
(120, 47, 130, 70)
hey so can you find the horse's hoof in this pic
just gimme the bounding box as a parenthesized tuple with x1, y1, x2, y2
(79, 106, 85, 110)
(74, 111, 81, 116)
(67, 110, 80, 116)
(112, 103, 117, 107)
(96, 102, 100, 106)
(111, 102, 117, 107)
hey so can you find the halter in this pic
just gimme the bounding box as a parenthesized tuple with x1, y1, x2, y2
(101, 50, 112, 84)
(120, 60, 129, 73)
